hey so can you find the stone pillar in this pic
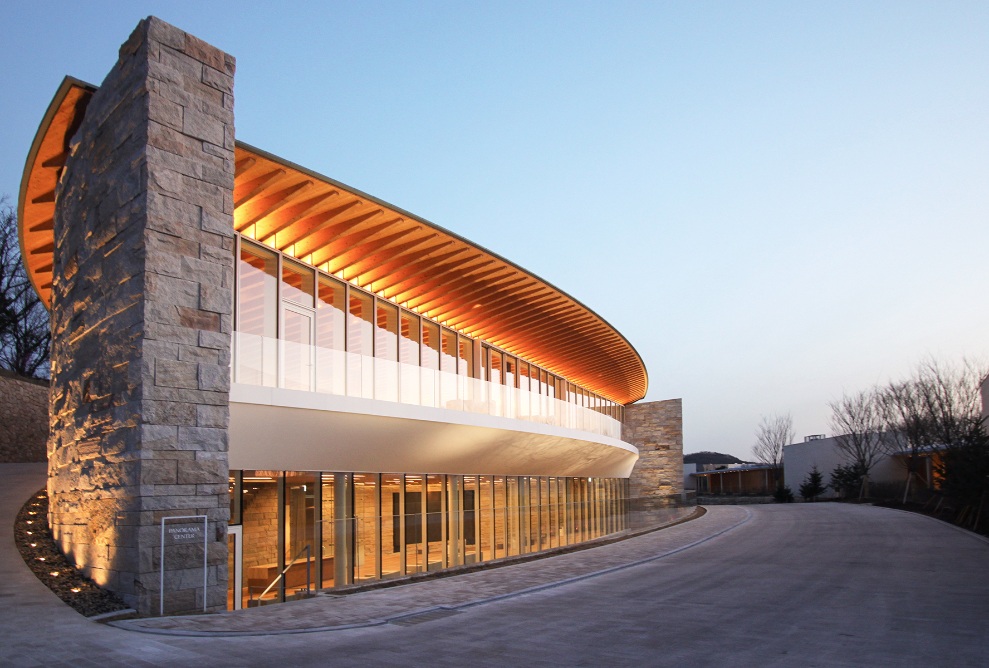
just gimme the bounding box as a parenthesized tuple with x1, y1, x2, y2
(623, 399, 684, 510)
(47, 16, 235, 615)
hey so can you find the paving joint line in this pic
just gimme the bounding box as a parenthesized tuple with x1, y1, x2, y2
(108, 506, 752, 638)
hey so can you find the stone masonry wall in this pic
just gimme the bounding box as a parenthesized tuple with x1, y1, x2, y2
(48, 16, 235, 615)
(623, 399, 684, 509)
(0, 370, 49, 462)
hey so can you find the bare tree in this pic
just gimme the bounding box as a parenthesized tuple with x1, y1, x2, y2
(877, 380, 929, 503)
(752, 413, 793, 469)
(879, 359, 988, 506)
(829, 389, 887, 498)
(0, 199, 50, 378)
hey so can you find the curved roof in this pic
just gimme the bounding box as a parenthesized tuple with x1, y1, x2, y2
(20, 79, 648, 404)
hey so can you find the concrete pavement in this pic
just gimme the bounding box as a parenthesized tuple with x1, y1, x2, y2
(2, 462, 987, 666)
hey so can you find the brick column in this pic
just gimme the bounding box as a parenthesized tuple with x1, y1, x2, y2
(48, 17, 235, 615)
(623, 399, 684, 510)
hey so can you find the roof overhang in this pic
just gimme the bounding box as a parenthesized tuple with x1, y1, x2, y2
(19, 79, 648, 404)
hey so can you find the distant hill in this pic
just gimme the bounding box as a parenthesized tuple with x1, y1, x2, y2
(684, 451, 745, 466)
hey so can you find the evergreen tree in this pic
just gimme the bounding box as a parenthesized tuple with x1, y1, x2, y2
(799, 465, 826, 502)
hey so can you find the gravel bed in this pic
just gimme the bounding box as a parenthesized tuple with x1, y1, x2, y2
(13, 488, 131, 618)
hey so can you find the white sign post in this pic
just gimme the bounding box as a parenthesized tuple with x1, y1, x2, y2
(160, 515, 209, 616)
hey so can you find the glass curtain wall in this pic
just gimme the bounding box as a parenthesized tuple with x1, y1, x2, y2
(229, 470, 628, 609)
(234, 237, 627, 430)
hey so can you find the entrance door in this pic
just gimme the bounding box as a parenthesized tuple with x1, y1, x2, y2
(280, 303, 315, 391)
(227, 525, 243, 610)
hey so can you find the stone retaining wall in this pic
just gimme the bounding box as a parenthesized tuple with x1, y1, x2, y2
(0, 370, 48, 463)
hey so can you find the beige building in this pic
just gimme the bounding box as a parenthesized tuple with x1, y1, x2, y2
(18, 17, 684, 614)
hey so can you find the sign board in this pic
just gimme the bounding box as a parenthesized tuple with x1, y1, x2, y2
(159, 515, 209, 616)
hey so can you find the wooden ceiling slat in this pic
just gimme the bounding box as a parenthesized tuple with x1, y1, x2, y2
(29, 219, 54, 233)
(375, 248, 479, 299)
(31, 190, 56, 204)
(424, 278, 538, 324)
(325, 225, 421, 275)
(233, 168, 286, 208)
(30, 242, 55, 255)
(305, 215, 392, 265)
(41, 152, 68, 169)
(273, 199, 364, 248)
(237, 180, 314, 228)
(357, 240, 456, 288)
(234, 156, 257, 173)
(342, 233, 437, 282)
(255, 190, 340, 242)
(463, 296, 574, 340)
(402, 262, 515, 311)
(387, 258, 496, 304)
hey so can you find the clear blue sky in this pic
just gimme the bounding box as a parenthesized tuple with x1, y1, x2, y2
(2, 1, 987, 461)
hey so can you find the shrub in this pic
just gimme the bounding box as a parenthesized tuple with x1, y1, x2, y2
(773, 484, 795, 503)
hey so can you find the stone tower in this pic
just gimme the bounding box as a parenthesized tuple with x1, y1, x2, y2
(47, 17, 235, 615)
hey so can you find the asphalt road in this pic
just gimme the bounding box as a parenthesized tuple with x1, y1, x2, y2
(3, 463, 986, 667)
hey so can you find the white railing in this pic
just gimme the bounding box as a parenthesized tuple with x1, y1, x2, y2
(233, 332, 622, 439)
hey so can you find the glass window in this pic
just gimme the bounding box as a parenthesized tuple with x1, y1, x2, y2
(240, 470, 279, 605)
(399, 311, 420, 404)
(479, 475, 494, 562)
(348, 291, 374, 356)
(320, 473, 336, 589)
(375, 301, 398, 362)
(440, 329, 457, 374)
(421, 321, 440, 370)
(421, 321, 440, 408)
(348, 290, 374, 398)
(375, 301, 398, 402)
(238, 241, 278, 338)
(316, 276, 345, 395)
(353, 473, 379, 583)
(281, 259, 314, 307)
(493, 475, 507, 559)
(426, 474, 445, 571)
(317, 276, 346, 351)
(284, 471, 316, 594)
(380, 474, 403, 579)
(457, 336, 473, 377)
(237, 242, 277, 386)
(404, 475, 425, 574)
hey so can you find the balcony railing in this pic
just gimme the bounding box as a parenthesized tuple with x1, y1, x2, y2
(233, 332, 622, 440)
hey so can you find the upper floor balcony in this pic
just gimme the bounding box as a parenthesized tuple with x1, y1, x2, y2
(232, 332, 623, 441)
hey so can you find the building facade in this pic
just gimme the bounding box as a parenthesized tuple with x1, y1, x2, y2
(19, 17, 682, 615)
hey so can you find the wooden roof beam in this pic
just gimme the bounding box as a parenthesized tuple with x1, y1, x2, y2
(41, 151, 68, 169)
(31, 189, 56, 204)
(342, 233, 438, 282)
(273, 199, 364, 249)
(375, 249, 481, 298)
(255, 190, 340, 242)
(28, 218, 54, 233)
(420, 276, 536, 322)
(303, 214, 391, 264)
(325, 225, 421, 275)
(233, 168, 286, 208)
(356, 240, 457, 288)
(234, 155, 257, 174)
(386, 259, 497, 304)
(443, 295, 554, 334)
(237, 180, 315, 228)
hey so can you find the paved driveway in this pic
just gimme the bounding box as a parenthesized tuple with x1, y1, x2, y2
(2, 463, 986, 667)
